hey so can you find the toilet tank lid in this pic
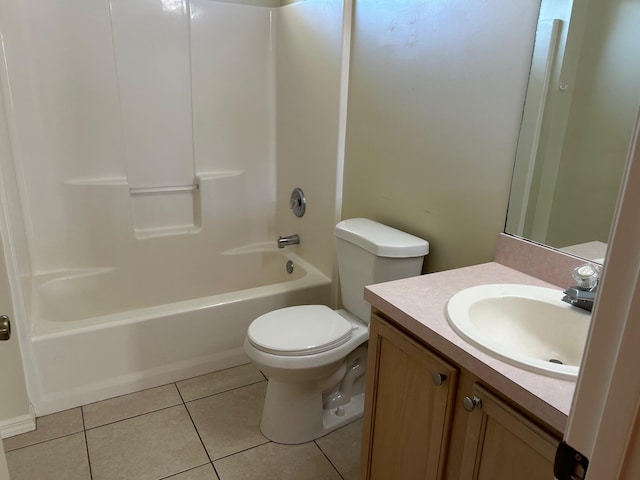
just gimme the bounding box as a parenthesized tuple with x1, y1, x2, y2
(335, 218, 429, 258)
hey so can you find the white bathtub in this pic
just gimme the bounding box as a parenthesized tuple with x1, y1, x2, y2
(28, 245, 332, 414)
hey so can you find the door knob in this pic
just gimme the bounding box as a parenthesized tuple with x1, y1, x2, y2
(0, 315, 10, 341)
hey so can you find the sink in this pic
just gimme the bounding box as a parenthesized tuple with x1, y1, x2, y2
(446, 284, 591, 379)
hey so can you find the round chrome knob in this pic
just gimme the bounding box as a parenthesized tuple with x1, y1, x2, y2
(463, 396, 482, 412)
(0, 315, 10, 341)
(432, 372, 447, 386)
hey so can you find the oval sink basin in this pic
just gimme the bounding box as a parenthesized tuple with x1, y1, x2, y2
(446, 284, 591, 379)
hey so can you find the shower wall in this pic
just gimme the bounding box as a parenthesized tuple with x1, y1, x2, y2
(0, 0, 344, 313)
(275, 1, 345, 278)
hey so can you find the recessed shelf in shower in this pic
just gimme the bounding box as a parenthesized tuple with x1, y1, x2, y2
(129, 183, 201, 238)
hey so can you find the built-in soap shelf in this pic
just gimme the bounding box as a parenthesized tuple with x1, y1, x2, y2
(129, 182, 201, 239)
(64, 177, 128, 186)
(64, 171, 244, 239)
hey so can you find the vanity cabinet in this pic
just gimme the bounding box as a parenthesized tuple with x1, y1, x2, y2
(361, 313, 560, 480)
(458, 383, 558, 479)
(360, 313, 459, 479)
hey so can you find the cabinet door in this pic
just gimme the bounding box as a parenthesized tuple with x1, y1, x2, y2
(459, 383, 559, 480)
(361, 315, 459, 480)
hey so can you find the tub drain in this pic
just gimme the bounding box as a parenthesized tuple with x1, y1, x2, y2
(286, 260, 294, 274)
(548, 359, 564, 365)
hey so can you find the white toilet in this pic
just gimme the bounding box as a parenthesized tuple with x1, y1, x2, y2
(244, 218, 429, 444)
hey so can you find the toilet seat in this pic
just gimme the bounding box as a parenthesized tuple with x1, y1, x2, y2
(247, 305, 353, 356)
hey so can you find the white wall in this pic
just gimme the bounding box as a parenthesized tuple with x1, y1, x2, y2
(275, 0, 345, 279)
(342, 0, 541, 272)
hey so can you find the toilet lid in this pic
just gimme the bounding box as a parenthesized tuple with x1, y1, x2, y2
(248, 305, 353, 356)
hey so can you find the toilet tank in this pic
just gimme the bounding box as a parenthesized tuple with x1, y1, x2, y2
(334, 218, 429, 322)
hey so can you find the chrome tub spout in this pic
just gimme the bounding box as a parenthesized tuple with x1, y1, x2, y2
(277, 234, 300, 249)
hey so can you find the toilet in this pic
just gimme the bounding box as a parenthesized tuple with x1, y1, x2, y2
(244, 218, 429, 444)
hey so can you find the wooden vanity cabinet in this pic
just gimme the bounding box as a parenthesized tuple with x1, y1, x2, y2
(360, 313, 459, 479)
(458, 383, 559, 479)
(361, 313, 561, 480)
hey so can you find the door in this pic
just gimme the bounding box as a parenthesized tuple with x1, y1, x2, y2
(558, 111, 640, 478)
(0, 232, 31, 479)
(0, 442, 8, 480)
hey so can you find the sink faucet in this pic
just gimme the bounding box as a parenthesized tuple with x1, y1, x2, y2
(561, 263, 600, 312)
(277, 234, 300, 249)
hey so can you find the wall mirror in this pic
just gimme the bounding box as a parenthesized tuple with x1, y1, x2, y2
(505, 0, 640, 263)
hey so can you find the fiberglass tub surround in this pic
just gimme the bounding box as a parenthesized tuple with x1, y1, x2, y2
(1, 0, 345, 414)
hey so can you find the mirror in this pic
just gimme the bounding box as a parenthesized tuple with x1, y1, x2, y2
(505, 0, 640, 263)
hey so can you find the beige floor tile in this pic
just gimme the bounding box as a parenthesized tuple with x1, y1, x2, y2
(186, 382, 268, 460)
(315, 419, 363, 480)
(165, 464, 219, 480)
(83, 383, 183, 429)
(86, 404, 208, 480)
(214, 442, 342, 480)
(3, 407, 84, 451)
(177, 364, 265, 402)
(6, 432, 90, 480)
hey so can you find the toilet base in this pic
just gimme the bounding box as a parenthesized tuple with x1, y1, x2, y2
(258, 344, 367, 444)
(260, 381, 365, 445)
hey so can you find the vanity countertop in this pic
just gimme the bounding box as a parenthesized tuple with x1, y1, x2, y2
(364, 261, 577, 434)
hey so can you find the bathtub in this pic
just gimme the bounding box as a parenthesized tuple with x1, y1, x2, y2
(28, 245, 332, 415)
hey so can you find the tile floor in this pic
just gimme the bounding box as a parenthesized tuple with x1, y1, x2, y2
(3, 364, 362, 480)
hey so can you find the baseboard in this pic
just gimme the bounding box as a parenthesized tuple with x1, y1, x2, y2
(0, 404, 36, 439)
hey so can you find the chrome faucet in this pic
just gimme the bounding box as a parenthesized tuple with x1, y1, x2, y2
(277, 234, 300, 249)
(561, 263, 600, 312)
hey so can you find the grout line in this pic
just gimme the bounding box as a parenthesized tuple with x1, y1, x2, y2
(174, 381, 185, 404)
(175, 362, 255, 386)
(81, 382, 181, 410)
(211, 440, 272, 463)
(83, 402, 184, 432)
(80, 408, 95, 480)
(181, 379, 267, 405)
(156, 462, 211, 480)
(313, 440, 346, 480)
(181, 391, 215, 467)
(211, 461, 222, 480)
(3, 428, 86, 453)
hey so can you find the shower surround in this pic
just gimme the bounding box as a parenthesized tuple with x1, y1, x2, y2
(0, 0, 345, 414)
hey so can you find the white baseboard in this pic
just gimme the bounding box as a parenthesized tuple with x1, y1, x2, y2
(0, 404, 36, 439)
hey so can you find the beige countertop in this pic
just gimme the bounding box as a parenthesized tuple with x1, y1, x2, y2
(364, 261, 578, 434)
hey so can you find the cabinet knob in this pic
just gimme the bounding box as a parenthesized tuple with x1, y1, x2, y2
(431, 372, 447, 386)
(463, 395, 482, 412)
(0, 315, 10, 341)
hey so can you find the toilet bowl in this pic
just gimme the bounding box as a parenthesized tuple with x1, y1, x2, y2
(245, 306, 368, 444)
(244, 219, 429, 444)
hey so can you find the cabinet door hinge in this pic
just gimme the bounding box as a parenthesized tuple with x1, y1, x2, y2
(554, 441, 589, 480)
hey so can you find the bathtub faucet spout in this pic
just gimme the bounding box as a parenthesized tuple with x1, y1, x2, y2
(277, 234, 300, 248)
